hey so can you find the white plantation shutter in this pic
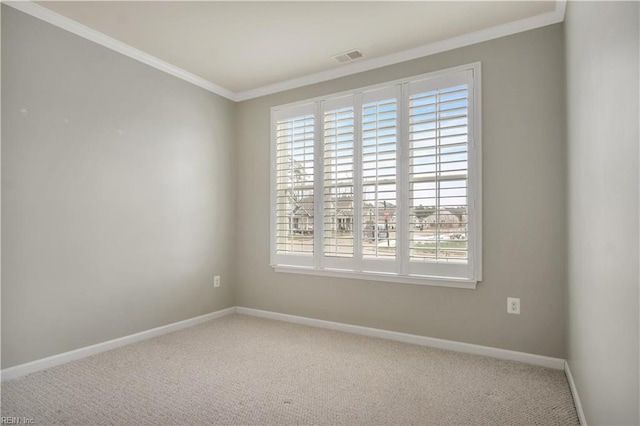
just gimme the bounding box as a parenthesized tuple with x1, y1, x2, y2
(271, 64, 480, 284)
(407, 70, 476, 280)
(322, 96, 355, 270)
(272, 103, 316, 267)
(361, 86, 400, 273)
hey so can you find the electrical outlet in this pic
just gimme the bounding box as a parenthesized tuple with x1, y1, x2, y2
(507, 297, 520, 314)
(214, 276, 221, 288)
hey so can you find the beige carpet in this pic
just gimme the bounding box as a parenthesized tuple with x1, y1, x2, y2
(2, 314, 579, 425)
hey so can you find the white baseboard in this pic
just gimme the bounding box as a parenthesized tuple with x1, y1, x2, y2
(1, 307, 236, 381)
(235, 306, 566, 370)
(564, 361, 587, 425)
(2, 305, 567, 383)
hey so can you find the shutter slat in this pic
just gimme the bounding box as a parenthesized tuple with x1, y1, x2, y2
(409, 85, 469, 263)
(323, 106, 355, 259)
(360, 97, 398, 261)
(275, 114, 315, 256)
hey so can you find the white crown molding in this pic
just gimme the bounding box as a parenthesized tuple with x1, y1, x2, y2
(0, 307, 236, 381)
(564, 361, 588, 425)
(3, 1, 237, 101)
(234, 0, 567, 101)
(4, 0, 566, 103)
(236, 307, 567, 370)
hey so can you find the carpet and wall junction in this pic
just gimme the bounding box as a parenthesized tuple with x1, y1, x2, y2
(1, 314, 579, 425)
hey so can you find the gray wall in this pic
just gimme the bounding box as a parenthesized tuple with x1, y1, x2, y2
(8, 12, 638, 424)
(1, 6, 236, 368)
(235, 24, 567, 358)
(565, 2, 640, 424)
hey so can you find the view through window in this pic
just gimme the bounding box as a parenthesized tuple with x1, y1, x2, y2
(271, 64, 481, 284)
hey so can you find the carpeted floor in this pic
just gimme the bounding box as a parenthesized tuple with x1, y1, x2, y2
(1, 314, 579, 425)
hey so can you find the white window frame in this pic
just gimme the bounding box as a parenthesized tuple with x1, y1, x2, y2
(270, 63, 482, 289)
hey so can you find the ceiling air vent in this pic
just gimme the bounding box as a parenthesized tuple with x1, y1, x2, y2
(332, 49, 364, 64)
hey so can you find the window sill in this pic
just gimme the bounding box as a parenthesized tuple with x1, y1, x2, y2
(271, 265, 477, 290)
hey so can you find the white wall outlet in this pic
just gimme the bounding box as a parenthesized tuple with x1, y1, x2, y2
(214, 276, 221, 288)
(507, 297, 520, 314)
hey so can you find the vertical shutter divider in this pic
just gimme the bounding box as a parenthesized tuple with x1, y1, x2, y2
(354, 93, 364, 272)
(313, 103, 323, 268)
(399, 83, 410, 276)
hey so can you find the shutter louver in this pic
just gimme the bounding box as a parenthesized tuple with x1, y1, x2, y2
(275, 113, 315, 256)
(408, 84, 469, 264)
(362, 97, 397, 260)
(323, 106, 355, 259)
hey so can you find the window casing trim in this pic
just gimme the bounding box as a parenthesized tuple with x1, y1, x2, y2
(270, 63, 482, 288)
(272, 265, 477, 289)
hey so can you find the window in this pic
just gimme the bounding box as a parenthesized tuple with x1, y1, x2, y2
(273, 104, 316, 266)
(270, 64, 481, 288)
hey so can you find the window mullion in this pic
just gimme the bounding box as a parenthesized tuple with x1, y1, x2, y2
(435, 91, 441, 261)
(353, 93, 364, 272)
(313, 102, 323, 268)
(399, 83, 410, 276)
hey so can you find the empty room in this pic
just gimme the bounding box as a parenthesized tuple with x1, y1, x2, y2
(1, 1, 639, 425)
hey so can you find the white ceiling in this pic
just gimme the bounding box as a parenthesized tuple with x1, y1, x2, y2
(25, 1, 563, 100)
